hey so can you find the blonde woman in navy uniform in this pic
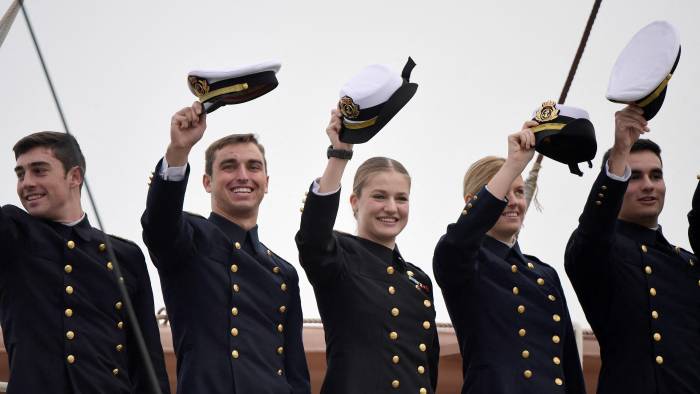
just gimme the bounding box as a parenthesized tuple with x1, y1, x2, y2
(296, 109, 439, 393)
(433, 124, 585, 394)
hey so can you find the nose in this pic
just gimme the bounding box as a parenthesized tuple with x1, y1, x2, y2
(19, 172, 36, 188)
(640, 174, 654, 191)
(235, 167, 249, 182)
(384, 198, 398, 213)
(506, 191, 517, 206)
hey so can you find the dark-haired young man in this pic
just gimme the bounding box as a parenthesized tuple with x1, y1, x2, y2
(565, 105, 700, 393)
(141, 102, 310, 394)
(0, 131, 170, 393)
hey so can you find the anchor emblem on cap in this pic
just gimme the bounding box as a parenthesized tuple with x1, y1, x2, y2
(535, 100, 559, 122)
(188, 76, 210, 98)
(339, 96, 360, 119)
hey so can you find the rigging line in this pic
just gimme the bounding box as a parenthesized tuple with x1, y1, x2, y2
(526, 0, 604, 207)
(19, 2, 163, 393)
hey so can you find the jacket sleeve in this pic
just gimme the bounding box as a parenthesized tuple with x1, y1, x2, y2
(295, 183, 344, 284)
(283, 268, 311, 394)
(125, 246, 172, 394)
(433, 186, 506, 290)
(0, 206, 19, 273)
(564, 169, 627, 333)
(141, 160, 196, 271)
(688, 179, 700, 254)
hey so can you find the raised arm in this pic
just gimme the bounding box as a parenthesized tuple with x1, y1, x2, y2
(565, 105, 648, 322)
(433, 122, 536, 287)
(295, 109, 353, 283)
(141, 102, 207, 269)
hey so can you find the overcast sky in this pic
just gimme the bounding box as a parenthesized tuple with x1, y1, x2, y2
(2, 0, 699, 328)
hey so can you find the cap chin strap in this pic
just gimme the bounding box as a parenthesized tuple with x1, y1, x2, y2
(568, 160, 592, 177)
(401, 57, 416, 81)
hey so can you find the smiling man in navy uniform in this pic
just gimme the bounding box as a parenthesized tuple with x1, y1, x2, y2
(565, 105, 700, 393)
(141, 99, 310, 394)
(0, 131, 170, 393)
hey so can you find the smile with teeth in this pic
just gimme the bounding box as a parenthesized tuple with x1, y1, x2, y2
(231, 187, 253, 194)
(377, 217, 399, 223)
(24, 193, 46, 201)
(502, 211, 519, 217)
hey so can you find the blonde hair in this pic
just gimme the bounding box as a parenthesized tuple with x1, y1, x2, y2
(462, 156, 506, 197)
(352, 157, 411, 198)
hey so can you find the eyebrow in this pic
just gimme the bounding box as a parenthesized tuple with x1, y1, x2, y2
(218, 158, 263, 167)
(14, 161, 50, 173)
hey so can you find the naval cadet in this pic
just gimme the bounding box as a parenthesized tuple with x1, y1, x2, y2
(141, 98, 310, 393)
(565, 106, 700, 393)
(0, 131, 170, 393)
(295, 107, 439, 393)
(433, 122, 586, 394)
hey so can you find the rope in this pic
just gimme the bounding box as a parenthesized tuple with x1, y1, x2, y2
(525, 0, 604, 208)
(0, 0, 20, 48)
(19, 2, 162, 393)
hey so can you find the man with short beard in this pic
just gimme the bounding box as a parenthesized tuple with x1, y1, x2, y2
(141, 102, 310, 394)
(565, 105, 700, 393)
(1, 131, 170, 394)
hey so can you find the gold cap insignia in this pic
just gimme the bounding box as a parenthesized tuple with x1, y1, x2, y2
(535, 100, 559, 122)
(188, 76, 210, 98)
(339, 96, 360, 119)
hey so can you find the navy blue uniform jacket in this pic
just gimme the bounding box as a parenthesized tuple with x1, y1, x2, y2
(565, 169, 700, 394)
(141, 161, 310, 394)
(296, 185, 439, 394)
(434, 186, 585, 394)
(0, 205, 170, 394)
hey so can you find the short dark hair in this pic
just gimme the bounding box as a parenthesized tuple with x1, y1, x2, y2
(204, 133, 267, 176)
(13, 131, 86, 185)
(601, 138, 662, 169)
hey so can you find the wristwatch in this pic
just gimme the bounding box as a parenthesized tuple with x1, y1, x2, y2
(327, 145, 353, 160)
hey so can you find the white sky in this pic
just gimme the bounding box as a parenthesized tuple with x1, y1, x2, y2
(2, 0, 699, 328)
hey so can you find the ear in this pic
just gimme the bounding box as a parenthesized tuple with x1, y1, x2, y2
(67, 166, 83, 190)
(463, 193, 473, 203)
(203, 174, 212, 193)
(264, 175, 269, 194)
(349, 193, 359, 217)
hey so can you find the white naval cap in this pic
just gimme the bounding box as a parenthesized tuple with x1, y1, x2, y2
(337, 57, 418, 144)
(606, 21, 680, 120)
(187, 60, 281, 113)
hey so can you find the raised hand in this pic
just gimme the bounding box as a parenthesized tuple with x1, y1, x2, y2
(166, 102, 207, 166)
(506, 120, 538, 171)
(326, 108, 353, 151)
(486, 121, 538, 200)
(614, 105, 649, 152)
(608, 105, 649, 176)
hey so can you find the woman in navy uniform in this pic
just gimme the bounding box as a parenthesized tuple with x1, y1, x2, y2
(296, 109, 439, 394)
(433, 123, 585, 394)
